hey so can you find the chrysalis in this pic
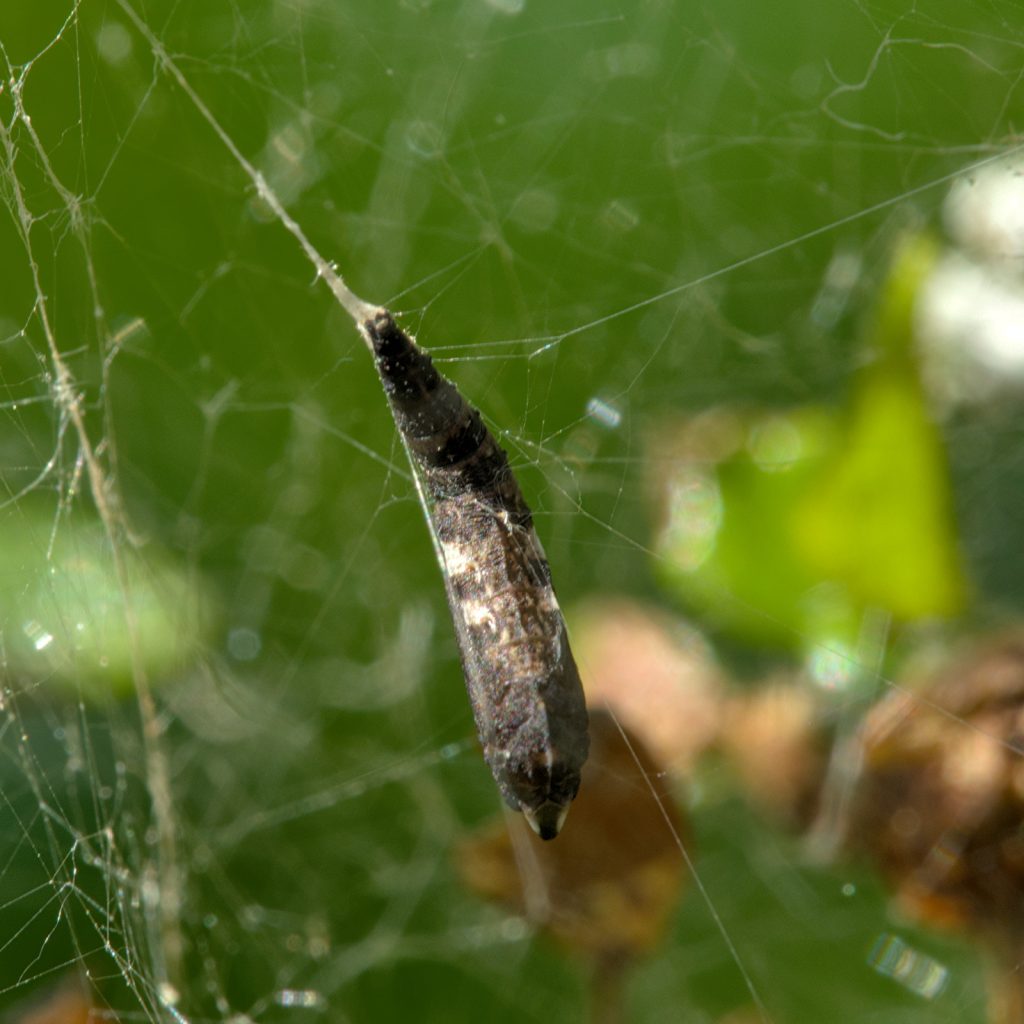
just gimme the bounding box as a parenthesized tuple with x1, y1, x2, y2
(361, 309, 590, 839)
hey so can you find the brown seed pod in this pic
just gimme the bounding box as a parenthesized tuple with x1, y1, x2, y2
(362, 310, 590, 839)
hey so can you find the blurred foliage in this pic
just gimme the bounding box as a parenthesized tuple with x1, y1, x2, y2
(655, 233, 968, 663)
(1, 0, 1023, 1022)
(0, 501, 211, 697)
(795, 234, 966, 620)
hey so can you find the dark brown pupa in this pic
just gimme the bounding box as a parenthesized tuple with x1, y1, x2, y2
(361, 309, 590, 839)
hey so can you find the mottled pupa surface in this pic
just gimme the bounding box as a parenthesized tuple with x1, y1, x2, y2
(362, 310, 590, 839)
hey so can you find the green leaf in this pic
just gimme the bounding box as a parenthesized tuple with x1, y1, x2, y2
(794, 234, 967, 619)
(655, 234, 968, 658)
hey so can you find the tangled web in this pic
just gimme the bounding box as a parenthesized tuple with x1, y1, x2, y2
(1, 1, 1023, 1021)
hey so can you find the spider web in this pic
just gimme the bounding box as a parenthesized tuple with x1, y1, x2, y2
(1, 1, 1022, 1021)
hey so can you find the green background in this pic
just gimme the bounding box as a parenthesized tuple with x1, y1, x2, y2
(1, 1, 1022, 1021)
